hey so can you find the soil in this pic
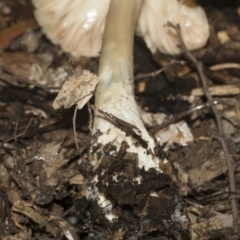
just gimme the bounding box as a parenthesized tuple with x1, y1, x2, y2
(0, 1, 240, 239)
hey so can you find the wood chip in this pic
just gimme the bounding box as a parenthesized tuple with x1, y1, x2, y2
(191, 85, 240, 97)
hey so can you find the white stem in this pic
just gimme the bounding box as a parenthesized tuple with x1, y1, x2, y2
(93, 0, 161, 171)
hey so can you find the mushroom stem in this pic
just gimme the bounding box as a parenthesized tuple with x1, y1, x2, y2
(93, 0, 159, 170)
(97, 0, 140, 77)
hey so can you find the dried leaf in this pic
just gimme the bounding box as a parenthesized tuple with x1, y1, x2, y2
(0, 19, 37, 49)
(0, 52, 42, 80)
(188, 151, 227, 191)
(13, 200, 60, 237)
(53, 70, 99, 110)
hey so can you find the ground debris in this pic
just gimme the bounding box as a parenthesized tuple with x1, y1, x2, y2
(0, 1, 240, 239)
(75, 147, 189, 239)
(0, 19, 38, 49)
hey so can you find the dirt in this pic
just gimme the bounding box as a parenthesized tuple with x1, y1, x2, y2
(0, 0, 240, 239)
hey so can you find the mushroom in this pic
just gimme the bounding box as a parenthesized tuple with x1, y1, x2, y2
(32, 0, 110, 57)
(32, 0, 209, 168)
(136, 0, 210, 54)
(33, 0, 209, 58)
(32, 0, 207, 225)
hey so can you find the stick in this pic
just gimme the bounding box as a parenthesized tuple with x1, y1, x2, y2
(167, 22, 239, 234)
(149, 100, 218, 133)
(134, 59, 184, 81)
(72, 105, 80, 152)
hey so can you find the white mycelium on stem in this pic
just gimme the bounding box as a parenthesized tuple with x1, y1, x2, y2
(92, 0, 161, 171)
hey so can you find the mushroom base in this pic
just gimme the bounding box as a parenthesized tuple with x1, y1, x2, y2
(92, 61, 161, 171)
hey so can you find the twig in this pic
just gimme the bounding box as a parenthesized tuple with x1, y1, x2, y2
(14, 119, 20, 145)
(134, 59, 185, 81)
(167, 22, 239, 234)
(72, 105, 80, 152)
(3, 118, 34, 146)
(209, 63, 240, 71)
(196, 190, 240, 202)
(191, 85, 240, 97)
(149, 100, 218, 134)
(87, 102, 93, 133)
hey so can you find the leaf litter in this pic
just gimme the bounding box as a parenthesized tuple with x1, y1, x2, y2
(0, 1, 240, 239)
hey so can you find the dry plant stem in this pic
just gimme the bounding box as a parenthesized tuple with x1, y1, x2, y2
(167, 22, 239, 234)
(73, 105, 80, 152)
(191, 85, 240, 97)
(209, 63, 240, 71)
(14, 119, 19, 145)
(3, 118, 34, 145)
(87, 102, 93, 132)
(134, 59, 183, 81)
(149, 100, 218, 134)
(196, 190, 240, 202)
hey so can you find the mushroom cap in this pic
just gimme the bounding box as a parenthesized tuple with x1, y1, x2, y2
(32, 0, 110, 58)
(33, 0, 209, 57)
(136, 0, 210, 55)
